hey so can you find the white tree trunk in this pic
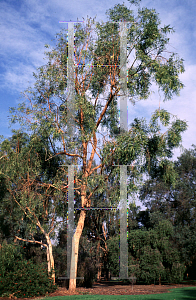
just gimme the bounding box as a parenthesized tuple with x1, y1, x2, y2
(46, 234, 55, 284)
(69, 209, 86, 291)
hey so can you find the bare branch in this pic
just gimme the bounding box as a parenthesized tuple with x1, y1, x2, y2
(14, 236, 47, 248)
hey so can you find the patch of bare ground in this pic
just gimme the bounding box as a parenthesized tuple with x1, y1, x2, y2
(1, 281, 196, 299)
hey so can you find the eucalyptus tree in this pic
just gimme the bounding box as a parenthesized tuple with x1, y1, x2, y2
(8, 1, 187, 291)
(0, 131, 69, 283)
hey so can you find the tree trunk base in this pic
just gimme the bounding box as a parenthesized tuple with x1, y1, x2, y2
(68, 279, 76, 292)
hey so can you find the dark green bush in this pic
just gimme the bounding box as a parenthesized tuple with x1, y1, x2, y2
(0, 241, 57, 298)
(165, 262, 186, 283)
(107, 236, 119, 277)
(107, 224, 186, 284)
(138, 246, 165, 284)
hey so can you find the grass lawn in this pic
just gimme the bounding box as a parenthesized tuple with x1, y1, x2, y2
(43, 287, 196, 300)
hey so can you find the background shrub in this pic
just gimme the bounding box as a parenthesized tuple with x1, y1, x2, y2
(77, 256, 97, 288)
(0, 241, 57, 298)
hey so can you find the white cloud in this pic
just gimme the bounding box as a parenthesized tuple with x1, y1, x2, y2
(1, 64, 36, 92)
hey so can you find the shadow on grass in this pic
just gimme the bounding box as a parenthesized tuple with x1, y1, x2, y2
(172, 287, 196, 299)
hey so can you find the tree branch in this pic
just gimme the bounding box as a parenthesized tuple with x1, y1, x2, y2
(14, 236, 47, 248)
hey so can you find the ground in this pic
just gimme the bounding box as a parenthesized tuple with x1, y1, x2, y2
(1, 281, 196, 299)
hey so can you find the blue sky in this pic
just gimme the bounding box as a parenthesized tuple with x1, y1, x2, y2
(0, 0, 196, 162)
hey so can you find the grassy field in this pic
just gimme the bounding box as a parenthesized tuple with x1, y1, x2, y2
(43, 287, 196, 300)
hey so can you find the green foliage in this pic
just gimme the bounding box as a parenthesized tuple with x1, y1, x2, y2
(104, 4, 184, 102)
(107, 219, 185, 284)
(3, 2, 189, 287)
(9, 3, 186, 141)
(106, 236, 119, 277)
(128, 0, 141, 5)
(0, 241, 57, 298)
(0, 241, 24, 278)
(140, 145, 196, 278)
(138, 245, 164, 284)
(128, 222, 185, 284)
(0, 130, 68, 242)
(6, 5, 187, 230)
(145, 110, 187, 185)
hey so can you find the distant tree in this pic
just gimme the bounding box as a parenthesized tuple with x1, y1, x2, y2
(107, 219, 186, 284)
(140, 146, 196, 278)
(0, 131, 69, 283)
